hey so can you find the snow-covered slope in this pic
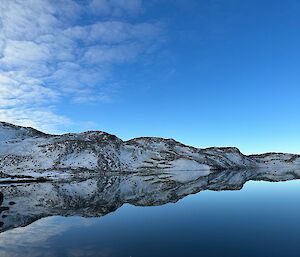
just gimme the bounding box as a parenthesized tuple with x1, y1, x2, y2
(0, 121, 299, 175)
(0, 122, 47, 142)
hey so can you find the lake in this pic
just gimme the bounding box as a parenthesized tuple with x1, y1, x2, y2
(0, 169, 300, 257)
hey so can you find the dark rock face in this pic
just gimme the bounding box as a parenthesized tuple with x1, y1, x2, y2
(0, 192, 3, 206)
(0, 192, 9, 221)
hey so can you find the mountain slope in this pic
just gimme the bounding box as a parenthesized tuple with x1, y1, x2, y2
(0, 121, 299, 176)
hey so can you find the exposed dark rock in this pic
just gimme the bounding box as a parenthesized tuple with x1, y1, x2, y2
(0, 207, 9, 214)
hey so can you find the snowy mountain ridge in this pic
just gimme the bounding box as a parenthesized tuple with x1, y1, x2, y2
(0, 121, 299, 176)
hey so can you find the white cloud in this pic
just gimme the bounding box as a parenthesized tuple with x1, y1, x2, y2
(65, 21, 162, 44)
(0, 0, 164, 132)
(89, 0, 142, 16)
(0, 0, 60, 40)
(0, 72, 58, 107)
(83, 44, 139, 65)
(0, 108, 71, 134)
(1, 40, 51, 69)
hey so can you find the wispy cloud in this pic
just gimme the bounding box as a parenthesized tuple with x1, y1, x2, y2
(0, 108, 71, 133)
(0, 216, 98, 257)
(89, 0, 143, 16)
(0, 0, 163, 132)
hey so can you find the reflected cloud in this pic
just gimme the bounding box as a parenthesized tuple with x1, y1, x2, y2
(0, 217, 69, 257)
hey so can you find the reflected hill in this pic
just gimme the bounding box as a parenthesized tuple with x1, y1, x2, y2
(0, 168, 300, 233)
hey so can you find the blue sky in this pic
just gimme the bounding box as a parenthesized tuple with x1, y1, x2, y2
(0, 0, 300, 154)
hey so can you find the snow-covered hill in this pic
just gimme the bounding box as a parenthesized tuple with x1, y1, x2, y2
(0, 121, 299, 176)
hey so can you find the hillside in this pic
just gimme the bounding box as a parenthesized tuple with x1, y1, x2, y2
(0, 122, 299, 177)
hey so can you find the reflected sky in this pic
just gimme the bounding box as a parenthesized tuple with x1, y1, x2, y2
(1, 180, 300, 257)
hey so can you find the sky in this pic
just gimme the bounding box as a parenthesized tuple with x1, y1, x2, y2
(0, 0, 300, 154)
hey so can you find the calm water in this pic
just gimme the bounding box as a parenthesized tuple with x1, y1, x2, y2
(0, 175, 300, 257)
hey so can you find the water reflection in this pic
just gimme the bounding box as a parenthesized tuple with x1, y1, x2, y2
(0, 168, 299, 233)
